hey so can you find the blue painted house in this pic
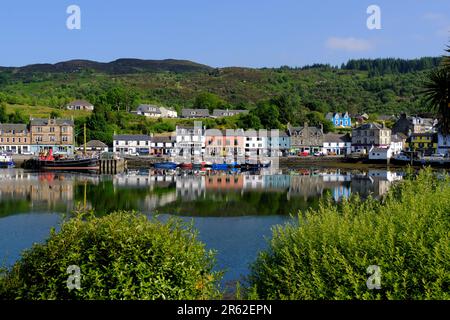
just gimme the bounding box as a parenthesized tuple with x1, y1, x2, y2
(326, 112, 352, 128)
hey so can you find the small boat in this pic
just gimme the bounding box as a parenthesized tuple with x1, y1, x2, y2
(0, 153, 15, 168)
(179, 163, 193, 170)
(154, 162, 178, 170)
(211, 163, 229, 170)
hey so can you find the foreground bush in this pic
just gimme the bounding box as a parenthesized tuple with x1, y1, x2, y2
(0, 211, 221, 300)
(249, 169, 450, 299)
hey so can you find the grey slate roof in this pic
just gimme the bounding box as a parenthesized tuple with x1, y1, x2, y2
(136, 104, 162, 114)
(212, 109, 249, 117)
(67, 100, 93, 106)
(0, 123, 28, 132)
(324, 133, 351, 143)
(85, 140, 108, 148)
(354, 123, 385, 130)
(30, 118, 74, 126)
(113, 134, 151, 141)
(181, 109, 210, 118)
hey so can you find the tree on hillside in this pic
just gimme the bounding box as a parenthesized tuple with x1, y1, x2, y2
(193, 92, 227, 112)
(0, 103, 8, 122)
(237, 113, 262, 130)
(422, 43, 450, 134)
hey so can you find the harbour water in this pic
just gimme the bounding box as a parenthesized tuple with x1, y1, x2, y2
(0, 167, 405, 284)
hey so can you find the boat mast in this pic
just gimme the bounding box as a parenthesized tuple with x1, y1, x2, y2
(84, 123, 87, 156)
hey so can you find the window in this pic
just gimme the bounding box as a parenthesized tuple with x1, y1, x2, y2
(62, 136, 68, 142)
(50, 127, 55, 133)
(50, 135, 56, 142)
(115, 141, 118, 145)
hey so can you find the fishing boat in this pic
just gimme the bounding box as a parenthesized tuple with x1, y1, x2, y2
(0, 153, 15, 168)
(154, 162, 178, 170)
(32, 149, 100, 171)
(391, 153, 411, 165)
(30, 124, 99, 171)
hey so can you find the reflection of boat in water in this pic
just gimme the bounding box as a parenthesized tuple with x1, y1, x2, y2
(0, 154, 15, 168)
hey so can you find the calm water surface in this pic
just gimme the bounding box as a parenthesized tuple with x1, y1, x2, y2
(0, 167, 404, 283)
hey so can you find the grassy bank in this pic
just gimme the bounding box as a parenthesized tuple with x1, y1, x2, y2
(248, 168, 450, 300)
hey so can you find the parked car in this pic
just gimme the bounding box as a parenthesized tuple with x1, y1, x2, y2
(298, 151, 309, 157)
(313, 152, 324, 157)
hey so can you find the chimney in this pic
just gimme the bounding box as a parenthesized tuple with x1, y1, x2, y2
(304, 122, 308, 128)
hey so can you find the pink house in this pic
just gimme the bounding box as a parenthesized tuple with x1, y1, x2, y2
(205, 129, 245, 162)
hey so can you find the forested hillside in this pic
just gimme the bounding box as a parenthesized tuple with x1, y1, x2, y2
(0, 57, 441, 144)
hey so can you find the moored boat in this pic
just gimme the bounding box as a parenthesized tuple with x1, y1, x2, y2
(0, 154, 15, 168)
(31, 149, 99, 171)
(154, 162, 178, 170)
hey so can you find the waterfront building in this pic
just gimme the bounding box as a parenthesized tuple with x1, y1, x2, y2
(437, 132, 450, 156)
(180, 109, 210, 118)
(0, 123, 31, 154)
(66, 100, 94, 111)
(405, 133, 437, 156)
(30, 118, 75, 155)
(205, 129, 245, 162)
(244, 130, 268, 158)
(113, 134, 151, 155)
(175, 125, 206, 160)
(211, 109, 249, 118)
(267, 130, 290, 156)
(392, 114, 437, 136)
(288, 123, 324, 155)
(150, 133, 176, 156)
(133, 104, 177, 118)
(78, 140, 109, 154)
(322, 133, 351, 155)
(325, 112, 352, 128)
(351, 122, 391, 153)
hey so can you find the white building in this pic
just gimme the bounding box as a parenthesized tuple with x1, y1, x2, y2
(133, 105, 177, 118)
(78, 140, 109, 154)
(175, 125, 206, 160)
(113, 134, 151, 155)
(66, 100, 94, 111)
(390, 134, 405, 156)
(437, 133, 450, 156)
(369, 147, 392, 162)
(322, 133, 352, 155)
(244, 130, 268, 158)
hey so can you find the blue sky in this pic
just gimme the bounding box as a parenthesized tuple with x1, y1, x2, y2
(0, 0, 449, 67)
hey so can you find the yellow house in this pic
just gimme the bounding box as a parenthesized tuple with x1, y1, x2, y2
(405, 133, 437, 156)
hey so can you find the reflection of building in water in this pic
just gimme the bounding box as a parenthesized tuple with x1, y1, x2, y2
(263, 175, 291, 191)
(176, 176, 205, 200)
(114, 173, 176, 188)
(243, 174, 265, 190)
(0, 171, 74, 208)
(205, 174, 243, 191)
(351, 170, 403, 198)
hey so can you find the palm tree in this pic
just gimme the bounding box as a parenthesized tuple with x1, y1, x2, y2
(422, 44, 450, 134)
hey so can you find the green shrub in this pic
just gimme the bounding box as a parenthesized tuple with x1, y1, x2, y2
(0, 211, 222, 300)
(249, 169, 450, 299)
